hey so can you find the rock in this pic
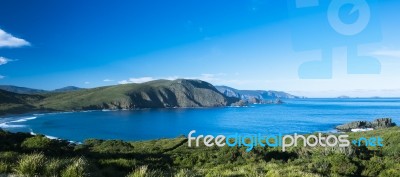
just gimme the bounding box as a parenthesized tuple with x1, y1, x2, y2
(371, 118, 396, 129)
(214, 86, 299, 103)
(336, 118, 396, 132)
(273, 99, 284, 104)
(336, 121, 371, 132)
(230, 100, 247, 107)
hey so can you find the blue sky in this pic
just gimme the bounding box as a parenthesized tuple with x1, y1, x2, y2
(0, 0, 400, 97)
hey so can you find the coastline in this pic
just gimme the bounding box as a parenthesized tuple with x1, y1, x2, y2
(1, 109, 395, 144)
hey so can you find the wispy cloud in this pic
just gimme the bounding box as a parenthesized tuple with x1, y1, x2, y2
(371, 49, 400, 58)
(0, 29, 30, 48)
(187, 73, 226, 82)
(0, 57, 16, 78)
(0, 29, 28, 78)
(84, 81, 90, 84)
(0, 57, 14, 65)
(118, 73, 229, 85)
(118, 77, 155, 84)
(103, 79, 114, 82)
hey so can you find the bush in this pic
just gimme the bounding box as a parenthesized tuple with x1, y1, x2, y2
(21, 135, 71, 155)
(0, 151, 19, 162)
(328, 154, 357, 176)
(44, 158, 70, 177)
(174, 169, 196, 177)
(362, 156, 385, 176)
(21, 136, 53, 149)
(126, 166, 164, 177)
(14, 153, 46, 176)
(99, 158, 138, 169)
(0, 161, 12, 173)
(61, 157, 89, 177)
(378, 159, 400, 177)
(84, 140, 135, 154)
(308, 156, 331, 175)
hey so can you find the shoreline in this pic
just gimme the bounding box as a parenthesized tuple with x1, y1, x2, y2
(2, 113, 394, 144)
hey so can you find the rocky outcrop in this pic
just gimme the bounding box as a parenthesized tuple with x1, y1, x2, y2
(336, 118, 396, 132)
(215, 86, 298, 104)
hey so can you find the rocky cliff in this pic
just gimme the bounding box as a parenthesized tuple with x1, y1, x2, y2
(215, 86, 299, 104)
(336, 118, 396, 132)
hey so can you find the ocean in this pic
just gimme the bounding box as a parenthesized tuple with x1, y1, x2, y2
(1, 98, 399, 142)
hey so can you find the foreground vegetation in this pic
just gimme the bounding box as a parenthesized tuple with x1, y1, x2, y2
(0, 127, 399, 177)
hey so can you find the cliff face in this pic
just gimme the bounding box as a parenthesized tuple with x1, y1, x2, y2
(215, 86, 299, 104)
(167, 79, 233, 107)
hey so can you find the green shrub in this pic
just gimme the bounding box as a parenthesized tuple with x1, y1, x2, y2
(126, 166, 164, 177)
(0, 151, 19, 173)
(308, 156, 331, 175)
(328, 154, 357, 176)
(14, 153, 46, 176)
(61, 157, 89, 177)
(378, 163, 400, 177)
(21, 135, 71, 155)
(21, 136, 53, 149)
(44, 158, 70, 177)
(0, 161, 13, 173)
(361, 156, 385, 176)
(0, 151, 19, 162)
(174, 169, 196, 177)
(99, 158, 137, 169)
(85, 140, 135, 154)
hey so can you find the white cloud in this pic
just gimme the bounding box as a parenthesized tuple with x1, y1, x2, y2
(0, 57, 15, 78)
(371, 49, 400, 58)
(0, 57, 14, 65)
(84, 81, 90, 84)
(164, 76, 180, 80)
(118, 73, 229, 85)
(118, 77, 155, 84)
(0, 29, 30, 48)
(184, 73, 227, 83)
(103, 79, 114, 82)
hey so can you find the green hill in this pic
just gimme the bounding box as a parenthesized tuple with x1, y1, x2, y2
(0, 85, 84, 94)
(0, 89, 44, 115)
(0, 79, 239, 116)
(0, 85, 48, 94)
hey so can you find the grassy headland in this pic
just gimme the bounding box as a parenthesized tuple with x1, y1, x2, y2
(0, 127, 399, 177)
(0, 79, 240, 116)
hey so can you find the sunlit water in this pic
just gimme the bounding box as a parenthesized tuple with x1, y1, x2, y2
(1, 99, 399, 142)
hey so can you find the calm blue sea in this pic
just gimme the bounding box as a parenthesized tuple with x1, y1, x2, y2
(1, 98, 399, 142)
